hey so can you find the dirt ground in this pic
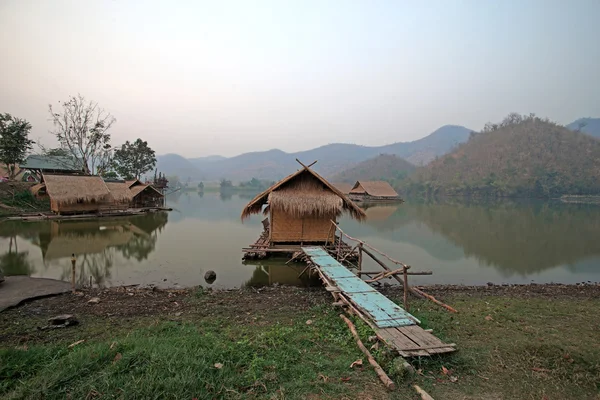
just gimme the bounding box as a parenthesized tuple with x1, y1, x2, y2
(2, 283, 598, 338)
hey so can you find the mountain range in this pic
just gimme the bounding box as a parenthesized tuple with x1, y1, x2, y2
(156, 125, 472, 181)
(406, 116, 600, 197)
(155, 117, 600, 183)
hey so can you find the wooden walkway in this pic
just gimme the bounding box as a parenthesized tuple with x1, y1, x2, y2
(302, 246, 456, 357)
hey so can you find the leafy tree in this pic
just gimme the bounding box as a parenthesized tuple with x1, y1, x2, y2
(101, 170, 119, 179)
(43, 147, 71, 157)
(48, 94, 115, 174)
(219, 179, 233, 189)
(112, 138, 157, 179)
(167, 175, 181, 189)
(0, 113, 34, 180)
(198, 181, 204, 190)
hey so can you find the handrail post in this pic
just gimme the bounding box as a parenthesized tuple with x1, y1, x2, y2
(358, 243, 363, 275)
(403, 265, 410, 311)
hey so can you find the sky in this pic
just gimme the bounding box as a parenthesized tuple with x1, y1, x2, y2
(1, 0, 599, 158)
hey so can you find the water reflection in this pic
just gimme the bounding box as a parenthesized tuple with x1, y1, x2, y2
(0, 212, 168, 287)
(344, 199, 600, 280)
(243, 259, 320, 287)
(0, 193, 598, 288)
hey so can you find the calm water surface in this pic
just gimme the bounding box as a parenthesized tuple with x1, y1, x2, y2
(1, 191, 599, 288)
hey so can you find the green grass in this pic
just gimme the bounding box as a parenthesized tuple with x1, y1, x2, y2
(1, 290, 599, 399)
(0, 306, 390, 400)
(402, 294, 600, 400)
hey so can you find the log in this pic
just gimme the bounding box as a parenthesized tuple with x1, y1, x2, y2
(414, 385, 435, 400)
(360, 271, 433, 276)
(339, 314, 396, 391)
(365, 268, 403, 283)
(412, 287, 458, 313)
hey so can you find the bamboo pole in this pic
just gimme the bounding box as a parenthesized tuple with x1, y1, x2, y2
(339, 314, 396, 391)
(414, 385, 435, 400)
(331, 221, 409, 268)
(412, 287, 458, 313)
(70, 254, 76, 293)
(357, 243, 363, 274)
(336, 230, 342, 260)
(361, 246, 405, 288)
(403, 266, 409, 311)
(360, 271, 433, 276)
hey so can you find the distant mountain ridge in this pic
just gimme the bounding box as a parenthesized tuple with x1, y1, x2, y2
(407, 116, 600, 197)
(155, 117, 600, 182)
(156, 125, 472, 181)
(329, 154, 416, 184)
(566, 118, 600, 139)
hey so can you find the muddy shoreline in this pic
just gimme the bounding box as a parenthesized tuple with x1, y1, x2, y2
(2, 282, 598, 319)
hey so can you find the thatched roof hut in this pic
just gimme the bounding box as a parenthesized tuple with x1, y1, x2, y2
(105, 181, 134, 204)
(350, 181, 399, 198)
(125, 179, 143, 188)
(241, 161, 365, 244)
(130, 184, 164, 207)
(43, 174, 112, 213)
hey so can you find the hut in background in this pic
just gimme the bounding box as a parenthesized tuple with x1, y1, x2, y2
(43, 174, 112, 214)
(241, 161, 365, 247)
(104, 181, 134, 210)
(130, 184, 164, 207)
(332, 182, 353, 195)
(349, 181, 402, 202)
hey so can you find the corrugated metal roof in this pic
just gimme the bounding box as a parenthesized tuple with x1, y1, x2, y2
(20, 155, 83, 172)
(350, 181, 399, 197)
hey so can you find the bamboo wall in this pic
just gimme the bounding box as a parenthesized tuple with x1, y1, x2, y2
(50, 199, 101, 214)
(270, 209, 335, 243)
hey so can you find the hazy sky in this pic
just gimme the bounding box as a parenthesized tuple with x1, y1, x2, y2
(1, 1, 599, 158)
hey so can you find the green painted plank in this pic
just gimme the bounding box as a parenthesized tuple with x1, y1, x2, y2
(329, 276, 376, 294)
(345, 292, 418, 326)
(302, 246, 418, 328)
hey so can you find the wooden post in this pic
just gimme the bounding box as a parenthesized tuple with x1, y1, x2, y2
(403, 266, 409, 311)
(357, 243, 363, 275)
(340, 314, 396, 390)
(336, 230, 342, 260)
(70, 254, 76, 293)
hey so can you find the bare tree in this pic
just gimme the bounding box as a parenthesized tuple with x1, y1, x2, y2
(48, 94, 116, 174)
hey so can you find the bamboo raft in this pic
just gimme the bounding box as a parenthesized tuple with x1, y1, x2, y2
(242, 219, 358, 260)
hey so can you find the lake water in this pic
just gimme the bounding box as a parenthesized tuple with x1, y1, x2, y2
(1, 191, 600, 288)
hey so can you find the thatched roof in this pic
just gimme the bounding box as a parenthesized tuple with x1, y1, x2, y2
(43, 174, 111, 205)
(241, 162, 365, 221)
(130, 184, 164, 198)
(350, 181, 399, 197)
(105, 182, 134, 203)
(126, 179, 143, 188)
(30, 183, 46, 197)
(332, 182, 353, 194)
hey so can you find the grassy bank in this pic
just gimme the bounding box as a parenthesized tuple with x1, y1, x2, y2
(0, 182, 49, 217)
(1, 285, 599, 399)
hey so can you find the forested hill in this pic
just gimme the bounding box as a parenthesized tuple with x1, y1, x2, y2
(329, 154, 415, 184)
(405, 115, 600, 197)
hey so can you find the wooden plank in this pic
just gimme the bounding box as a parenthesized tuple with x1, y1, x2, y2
(345, 292, 416, 327)
(377, 329, 429, 357)
(397, 326, 456, 355)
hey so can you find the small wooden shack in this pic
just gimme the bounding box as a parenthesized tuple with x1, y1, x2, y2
(130, 184, 164, 207)
(43, 174, 113, 214)
(241, 161, 365, 249)
(349, 181, 402, 202)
